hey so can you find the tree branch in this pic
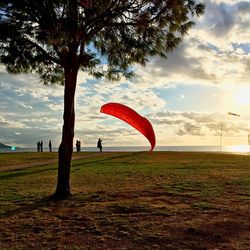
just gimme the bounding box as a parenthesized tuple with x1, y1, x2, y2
(24, 37, 61, 65)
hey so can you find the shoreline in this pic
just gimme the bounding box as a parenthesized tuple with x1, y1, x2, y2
(1, 145, 250, 153)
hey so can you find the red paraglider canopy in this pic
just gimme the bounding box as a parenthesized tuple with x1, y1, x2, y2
(100, 102, 156, 151)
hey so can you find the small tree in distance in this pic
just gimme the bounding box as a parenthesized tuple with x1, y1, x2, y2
(0, 0, 204, 199)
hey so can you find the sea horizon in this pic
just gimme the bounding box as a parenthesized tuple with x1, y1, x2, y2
(1, 145, 250, 153)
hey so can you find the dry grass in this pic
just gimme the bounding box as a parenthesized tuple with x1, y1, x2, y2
(1, 151, 250, 249)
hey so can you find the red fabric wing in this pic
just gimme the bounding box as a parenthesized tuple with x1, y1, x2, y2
(100, 102, 156, 151)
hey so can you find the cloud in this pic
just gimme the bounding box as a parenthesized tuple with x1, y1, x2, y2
(0, 115, 26, 129)
(198, 1, 250, 42)
(204, 1, 236, 37)
(182, 122, 203, 136)
(128, 0, 250, 89)
(150, 110, 250, 141)
(150, 43, 216, 81)
(17, 102, 33, 109)
(1, 1, 250, 148)
(47, 103, 63, 111)
(237, 1, 250, 12)
(0, 126, 62, 148)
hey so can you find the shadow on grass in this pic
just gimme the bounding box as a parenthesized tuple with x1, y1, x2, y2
(0, 165, 57, 181)
(0, 194, 88, 219)
(1, 196, 55, 218)
(71, 151, 143, 168)
(0, 152, 144, 181)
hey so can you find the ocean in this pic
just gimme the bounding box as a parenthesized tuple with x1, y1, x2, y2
(0, 145, 250, 153)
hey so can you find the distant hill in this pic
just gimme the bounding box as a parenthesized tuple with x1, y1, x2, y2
(0, 143, 11, 148)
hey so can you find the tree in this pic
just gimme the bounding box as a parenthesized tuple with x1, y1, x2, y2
(0, 0, 204, 199)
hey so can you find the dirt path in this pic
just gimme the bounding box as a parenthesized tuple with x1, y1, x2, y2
(0, 153, 101, 172)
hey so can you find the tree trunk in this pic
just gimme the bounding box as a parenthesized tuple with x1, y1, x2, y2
(54, 65, 78, 199)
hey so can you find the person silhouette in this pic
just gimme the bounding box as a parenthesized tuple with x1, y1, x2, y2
(76, 140, 80, 152)
(78, 140, 81, 152)
(37, 141, 40, 152)
(49, 140, 52, 152)
(97, 138, 103, 152)
(40, 140, 43, 152)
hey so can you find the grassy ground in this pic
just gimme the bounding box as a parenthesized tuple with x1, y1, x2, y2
(0, 152, 58, 166)
(0, 151, 250, 249)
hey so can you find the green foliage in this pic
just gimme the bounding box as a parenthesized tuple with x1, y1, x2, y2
(0, 0, 205, 84)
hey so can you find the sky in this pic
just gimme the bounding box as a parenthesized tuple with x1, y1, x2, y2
(1, 0, 250, 149)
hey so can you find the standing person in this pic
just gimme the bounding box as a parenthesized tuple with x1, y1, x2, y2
(40, 140, 43, 152)
(37, 141, 40, 152)
(76, 140, 79, 152)
(49, 140, 52, 152)
(78, 140, 81, 152)
(97, 138, 103, 152)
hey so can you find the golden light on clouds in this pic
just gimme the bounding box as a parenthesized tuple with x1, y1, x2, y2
(234, 87, 250, 107)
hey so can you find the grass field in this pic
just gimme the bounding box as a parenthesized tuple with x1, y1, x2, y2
(0, 151, 250, 249)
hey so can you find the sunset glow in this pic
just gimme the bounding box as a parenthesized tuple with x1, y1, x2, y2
(234, 88, 250, 107)
(0, 1, 250, 150)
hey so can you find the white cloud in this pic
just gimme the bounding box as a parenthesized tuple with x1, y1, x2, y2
(0, 115, 26, 128)
(47, 103, 63, 111)
(129, 0, 250, 89)
(1, 1, 250, 148)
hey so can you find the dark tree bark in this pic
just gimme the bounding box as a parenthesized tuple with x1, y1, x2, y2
(54, 64, 78, 199)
